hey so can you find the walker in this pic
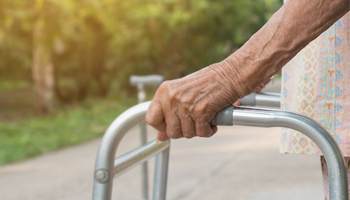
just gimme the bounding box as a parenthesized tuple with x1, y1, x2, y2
(92, 92, 348, 200)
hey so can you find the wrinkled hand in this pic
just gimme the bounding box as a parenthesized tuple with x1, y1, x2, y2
(146, 66, 243, 141)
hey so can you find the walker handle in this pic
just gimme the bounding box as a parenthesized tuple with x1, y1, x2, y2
(130, 75, 164, 86)
(209, 105, 234, 126)
(210, 92, 281, 125)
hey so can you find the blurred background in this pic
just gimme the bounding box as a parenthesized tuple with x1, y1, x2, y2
(1, 1, 327, 200)
(0, 0, 283, 166)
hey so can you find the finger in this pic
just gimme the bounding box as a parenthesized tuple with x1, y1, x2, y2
(145, 100, 166, 132)
(205, 125, 218, 138)
(165, 113, 183, 139)
(210, 125, 218, 134)
(181, 117, 196, 139)
(233, 101, 240, 106)
(195, 121, 213, 138)
(157, 132, 169, 142)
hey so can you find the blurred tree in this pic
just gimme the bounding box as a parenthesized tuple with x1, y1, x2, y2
(106, 0, 283, 92)
(0, 0, 33, 83)
(32, 0, 54, 113)
(50, 1, 114, 102)
(0, 0, 282, 106)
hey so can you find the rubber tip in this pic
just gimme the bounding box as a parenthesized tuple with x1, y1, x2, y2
(209, 106, 234, 126)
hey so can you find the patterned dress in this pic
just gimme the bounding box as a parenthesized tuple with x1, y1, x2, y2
(280, 12, 350, 156)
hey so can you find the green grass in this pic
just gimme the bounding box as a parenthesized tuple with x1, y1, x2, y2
(0, 96, 137, 166)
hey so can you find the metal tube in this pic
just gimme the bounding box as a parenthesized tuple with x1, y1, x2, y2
(140, 122, 149, 200)
(113, 140, 170, 178)
(153, 145, 170, 200)
(255, 93, 281, 107)
(129, 75, 163, 200)
(138, 83, 149, 200)
(93, 102, 152, 200)
(231, 107, 348, 200)
(238, 92, 281, 107)
(94, 101, 348, 200)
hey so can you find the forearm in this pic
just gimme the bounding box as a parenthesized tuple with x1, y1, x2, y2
(146, 0, 349, 141)
(215, 0, 349, 99)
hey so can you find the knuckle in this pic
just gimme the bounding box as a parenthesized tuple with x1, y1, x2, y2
(159, 81, 181, 101)
(162, 80, 170, 86)
(167, 129, 182, 139)
(159, 81, 169, 90)
(194, 103, 207, 117)
(168, 89, 180, 101)
(156, 82, 169, 96)
(145, 114, 154, 126)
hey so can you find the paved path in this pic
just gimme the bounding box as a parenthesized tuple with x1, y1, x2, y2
(0, 80, 325, 200)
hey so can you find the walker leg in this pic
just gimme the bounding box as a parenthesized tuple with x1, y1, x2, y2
(140, 121, 149, 200)
(153, 145, 170, 200)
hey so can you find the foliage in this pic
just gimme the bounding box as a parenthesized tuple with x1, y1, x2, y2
(0, 95, 136, 165)
(0, 0, 283, 165)
(0, 0, 282, 103)
(0, 1, 33, 82)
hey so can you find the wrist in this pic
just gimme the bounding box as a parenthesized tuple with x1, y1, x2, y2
(209, 54, 254, 100)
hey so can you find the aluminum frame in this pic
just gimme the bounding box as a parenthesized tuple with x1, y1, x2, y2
(93, 94, 348, 200)
(93, 102, 170, 200)
(130, 75, 164, 200)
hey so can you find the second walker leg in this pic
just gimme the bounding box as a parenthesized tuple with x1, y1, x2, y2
(140, 121, 149, 200)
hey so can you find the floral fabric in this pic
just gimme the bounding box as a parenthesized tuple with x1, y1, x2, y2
(280, 12, 350, 156)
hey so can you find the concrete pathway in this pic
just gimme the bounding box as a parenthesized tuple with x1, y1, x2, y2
(0, 80, 325, 200)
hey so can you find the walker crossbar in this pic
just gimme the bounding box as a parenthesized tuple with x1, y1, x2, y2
(93, 95, 348, 200)
(130, 75, 164, 86)
(113, 140, 169, 178)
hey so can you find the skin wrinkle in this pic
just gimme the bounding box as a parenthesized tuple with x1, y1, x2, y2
(180, 114, 196, 138)
(146, 0, 350, 141)
(204, 67, 238, 101)
(316, 0, 325, 12)
(172, 71, 225, 137)
(213, 61, 248, 100)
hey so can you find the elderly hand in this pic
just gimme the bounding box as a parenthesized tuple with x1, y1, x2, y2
(146, 60, 251, 141)
(147, 0, 349, 142)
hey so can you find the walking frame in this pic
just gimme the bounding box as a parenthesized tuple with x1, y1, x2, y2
(92, 92, 349, 200)
(130, 75, 164, 200)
